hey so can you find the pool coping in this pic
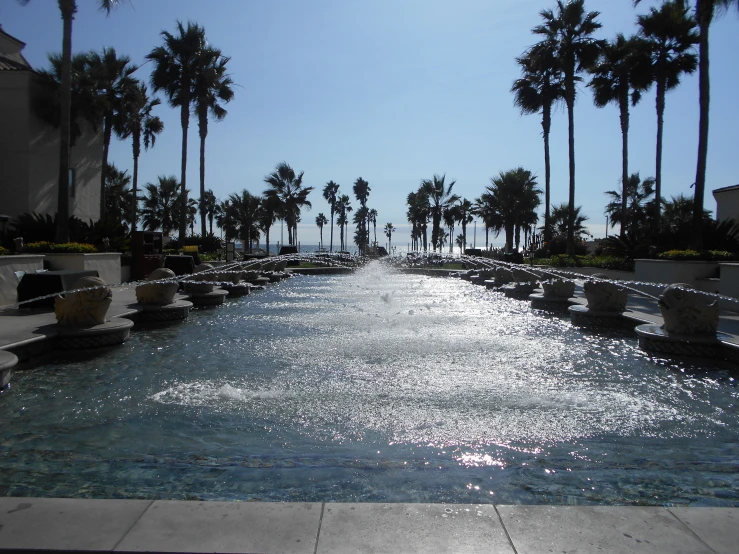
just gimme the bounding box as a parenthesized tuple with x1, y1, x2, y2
(0, 498, 736, 553)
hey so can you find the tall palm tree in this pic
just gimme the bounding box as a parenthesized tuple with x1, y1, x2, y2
(257, 194, 280, 255)
(484, 168, 542, 253)
(86, 47, 138, 220)
(368, 208, 378, 247)
(588, 34, 650, 239)
(322, 181, 340, 252)
(604, 172, 656, 243)
(19, 0, 123, 242)
(512, 40, 564, 242)
(473, 194, 504, 250)
(225, 190, 261, 252)
(263, 162, 314, 245)
(532, 0, 602, 255)
(115, 82, 163, 233)
(147, 20, 207, 246)
(406, 188, 430, 251)
(139, 175, 180, 236)
(335, 194, 352, 251)
(192, 46, 234, 238)
(352, 178, 371, 253)
(316, 213, 328, 249)
(384, 223, 396, 253)
(420, 174, 459, 252)
(454, 198, 474, 253)
(637, 1, 698, 230)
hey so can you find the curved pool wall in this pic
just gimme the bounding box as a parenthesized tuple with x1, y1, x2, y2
(1, 261, 737, 505)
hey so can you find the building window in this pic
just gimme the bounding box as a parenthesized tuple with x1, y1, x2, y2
(69, 168, 75, 197)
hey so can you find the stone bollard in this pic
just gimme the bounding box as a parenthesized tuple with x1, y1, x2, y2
(136, 268, 179, 305)
(55, 276, 112, 326)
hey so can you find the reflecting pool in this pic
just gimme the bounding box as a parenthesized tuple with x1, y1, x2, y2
(1, 262, 737, 505)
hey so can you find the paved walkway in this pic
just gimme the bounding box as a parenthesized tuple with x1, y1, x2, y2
(0, 497, 737, 553)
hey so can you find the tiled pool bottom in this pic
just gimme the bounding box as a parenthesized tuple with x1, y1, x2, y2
(1, 264, 738, 505)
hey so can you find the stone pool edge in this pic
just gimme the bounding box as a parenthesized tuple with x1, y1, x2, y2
(0, 497, 736, 553)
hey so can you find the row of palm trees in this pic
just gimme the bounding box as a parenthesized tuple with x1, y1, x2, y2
(512, 0, 736, 255)
(28, 0, 235, 246)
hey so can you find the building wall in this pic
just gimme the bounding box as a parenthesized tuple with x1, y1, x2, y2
(713, 189, 739, 223)
(0, 71, 102, 223)
(0, 71, 31, 218)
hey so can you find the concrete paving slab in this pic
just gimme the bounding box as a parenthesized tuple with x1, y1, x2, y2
(668, 507, 739, 554)
(115, 500, 320, 553)
(0, 497, 152, 551)
(497, 505, 714, 554)
(316, 503, 514, 554)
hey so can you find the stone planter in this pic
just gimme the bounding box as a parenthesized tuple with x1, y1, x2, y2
(0, 254, 44, 307)
(43, 253, 123, 286)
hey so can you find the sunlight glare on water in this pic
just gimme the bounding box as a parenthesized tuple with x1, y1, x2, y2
(1, 261, 737, 505)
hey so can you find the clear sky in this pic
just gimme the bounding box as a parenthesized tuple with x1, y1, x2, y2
(2, 0, 737, 247)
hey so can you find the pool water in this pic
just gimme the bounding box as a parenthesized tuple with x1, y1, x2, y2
(1, 262, 737, 505)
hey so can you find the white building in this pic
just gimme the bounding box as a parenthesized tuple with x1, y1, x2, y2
(712, 184, 739, 223)
(0, 27, 101, 224)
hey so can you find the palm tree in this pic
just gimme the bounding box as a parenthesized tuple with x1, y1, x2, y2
(316, 213, 328, 249)
(454, 198, 474, 253)
(368, 208, 378, 247)
(201, 189, 218, 235)
(104, 163, 133, 232)
(473, 194, 504, 250)
(115, 82, 163, 233)
(637, 1, 698, 230)
(442, 205, 459, 253)
(512, 40, 564, 242)
(352, 178, 371, 253)
(19, 0, 123, 242)
(550, 202, 589, 239)
(139, 175, 180, 236)
(406, 188, 430, 251)
(455, 234, 466, 255)
(147, 20, 207, 246)
(588, 34, 650, 239)
(192, 46, 234, 238)
(322, 181, 340, 252)
(226, 190, 261, 252)
(420, 174, 459, 252)
(604, 173, 656, 243)
(352, 207, 369, 251)
(86, 47, 138, 220)
(532, 0, 602, 255)
(257, 194, 280, 255)
(484, 168, 542, 253)
(263, 162, 314, 245)
(335, 195, 352, 252)
(384, 223, 396, 253)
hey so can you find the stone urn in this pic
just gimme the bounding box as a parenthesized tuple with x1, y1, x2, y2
(583, 280, 628, 313)
(184, 263, 215, 294)
(658, 284, 719, 337)
(542, 278, 575, 299)
(136, 268, 179, 306)
(54, 276, 112, 326)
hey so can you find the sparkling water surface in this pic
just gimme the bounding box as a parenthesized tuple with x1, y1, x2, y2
(1, 262, 738, 505)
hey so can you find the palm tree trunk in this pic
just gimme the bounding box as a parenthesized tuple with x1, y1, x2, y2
(55, 0, 76, 243)
(692, 12, 711, 250)
(131, 132, 140, 234)
(329, 208, 335, 252)
(199, 119, 207, 239)
(565, 89, 576, 256)
(265, 225, 270, 256)
(619, 91, 629, 240)
(654, 79, 665, 232)
(100, 118, 112, 221)
(542, 102, 552, 243)
(178, 101, 189, 246)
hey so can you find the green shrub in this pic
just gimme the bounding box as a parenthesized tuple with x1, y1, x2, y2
(0, 246, 9, 256)
(535, 254, 634, 272)
(657, 249, 702, 261)
(24, 241, 98, 253)
(708, 250, 738, 261)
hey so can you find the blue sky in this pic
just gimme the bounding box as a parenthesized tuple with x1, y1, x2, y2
(2, 0, 737, 247)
